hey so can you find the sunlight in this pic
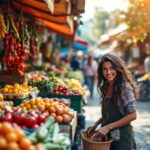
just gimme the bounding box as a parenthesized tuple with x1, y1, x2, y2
(83, 0, 128, 21)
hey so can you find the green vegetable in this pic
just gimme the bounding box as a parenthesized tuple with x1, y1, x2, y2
(45, 143, 65, 150)
(28, 131, 38, 144)
(37, 128, 48, 141)
(51, 123, 59, 139)
(44, 124, 53, 143)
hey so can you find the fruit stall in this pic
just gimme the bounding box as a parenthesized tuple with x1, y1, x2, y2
(136, 73, 150, 101)
(0, 0, 86, 149)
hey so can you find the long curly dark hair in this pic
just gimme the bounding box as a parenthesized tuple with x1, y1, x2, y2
(97, 53, 138, 102)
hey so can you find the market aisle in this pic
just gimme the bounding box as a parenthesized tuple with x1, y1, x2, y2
(84, 89, 150, 150)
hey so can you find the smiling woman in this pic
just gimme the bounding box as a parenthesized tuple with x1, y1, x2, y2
(87, 53, 138, 150)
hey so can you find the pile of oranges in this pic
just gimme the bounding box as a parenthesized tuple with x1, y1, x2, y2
(0, 83, 39, 99)
(0, 122, 32, 150)
(16, 97, 75, 123)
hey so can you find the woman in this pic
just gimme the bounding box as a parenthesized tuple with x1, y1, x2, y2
(87, 54, 137, 150)
(84, 55, 98, 98)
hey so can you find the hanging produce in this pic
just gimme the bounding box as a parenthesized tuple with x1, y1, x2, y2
(1, 14, 30, 76)
(0, 13, 6, 38)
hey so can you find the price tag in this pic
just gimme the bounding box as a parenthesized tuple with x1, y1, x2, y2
(31, 90, 36, 99)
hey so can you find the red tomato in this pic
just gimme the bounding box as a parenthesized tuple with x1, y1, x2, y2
(25, 116, 37, 128)
(5, 114, 12, 123)
(37, 115, 46, 124)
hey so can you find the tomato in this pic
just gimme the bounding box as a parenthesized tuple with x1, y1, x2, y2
(25, 116, 37, 128)
(37, 115, 46, 124)
(18, 70, 24, 77)
(13, 113, 26, 125)
(5, 114, 12, 123)
(22, 50, 29, 56)
(33, 124, 39, 129)
(28, 110, 38, 118)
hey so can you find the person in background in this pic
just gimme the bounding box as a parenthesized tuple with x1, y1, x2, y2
(144, 55, 150, 73)
(87, 53, 137, 150)
(84, 55, 98, 98)
(70, 55, 80, 71)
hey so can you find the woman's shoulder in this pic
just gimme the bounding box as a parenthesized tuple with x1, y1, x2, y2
(123, 82, 133, 91)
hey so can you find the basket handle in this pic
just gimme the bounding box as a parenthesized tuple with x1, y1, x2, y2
(91, 131, 108, 142)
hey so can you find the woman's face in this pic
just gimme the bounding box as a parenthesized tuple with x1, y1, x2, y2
(102, 61, 117, 82)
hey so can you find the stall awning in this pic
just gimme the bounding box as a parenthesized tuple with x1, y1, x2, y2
(73, 38, 88, 51)
(12, 0, 54, 14)
(12, 0, 70, 24)
(36, 18, 74, 37)
(10, 0, 76, 38)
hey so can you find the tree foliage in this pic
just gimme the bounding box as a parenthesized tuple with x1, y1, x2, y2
(91, 8, 109, 42)
(119, 0, 150, 43)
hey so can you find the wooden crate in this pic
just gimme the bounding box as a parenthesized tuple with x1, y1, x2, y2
(59, 111, 77, 142)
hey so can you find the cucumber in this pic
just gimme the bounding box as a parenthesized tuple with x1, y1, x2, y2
(37, 128, 48, 141)
(51, 123, 60, 139)
(44, 125, 53, 143)
(45, 143, 65, 150)
(28, 131, 38, 143)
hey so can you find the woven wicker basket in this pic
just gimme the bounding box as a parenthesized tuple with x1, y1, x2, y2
(81, 131, 112, 150)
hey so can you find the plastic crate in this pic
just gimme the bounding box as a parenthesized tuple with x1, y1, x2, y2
(47, 94, 82, 113)
(5, 97, 30, 106)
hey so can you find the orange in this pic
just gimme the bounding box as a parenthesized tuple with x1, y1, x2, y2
(3, 88, 8, 93)
(19, 138, 31, 150)
(32, 105, 37, 109)
(5, 132, 18, 142)
(22, 82, 28, 87)
(0, 94, 3, 101)
(14, 126, 25, 140)
(6, 142, 20, 150)
(1, 122, 14, 134)
(26, 104, 31, 110)
(0, 136, 7, 149)
(49, 107, 56, 113)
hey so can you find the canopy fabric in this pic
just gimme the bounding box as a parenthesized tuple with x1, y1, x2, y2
(12, 0, 54, 14)
(36, 18, 75, 39)
(12, 0, 68, 24)
(11, 0, 76, 38)
(54, 0, 71, 16)
(73, 42, 88, 51)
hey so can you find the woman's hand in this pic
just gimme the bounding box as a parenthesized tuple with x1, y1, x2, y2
(86, 125, 97, 136)
(97, 125, 110, 136)
(92, 125, 110, 139)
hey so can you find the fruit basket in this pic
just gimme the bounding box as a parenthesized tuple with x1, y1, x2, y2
(1, 92, 30, 100)
(0, 90, 39, 106)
